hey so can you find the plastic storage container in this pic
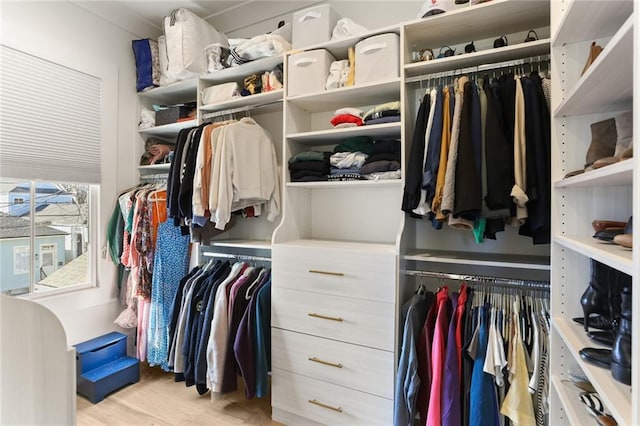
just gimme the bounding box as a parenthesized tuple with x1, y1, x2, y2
(287, 49, 336, 97)
(355, 33, 400, 85)
(292, 4, 339, 49)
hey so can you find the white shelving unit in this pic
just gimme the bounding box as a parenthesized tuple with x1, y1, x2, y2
(199, 89, 283, 113)
(550, 1, 636, 424)
(138, 119, 198, 139)
(404, 250, 550, 271)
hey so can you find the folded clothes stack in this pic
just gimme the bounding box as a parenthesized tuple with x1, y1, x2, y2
(288, 151, 331, 182)
(330, 107, 364, 128)
(140, 137, 174, 165)
(361, 139, 401, 179)
(329, 137, 401, 181)
(364, 101, 401, 125)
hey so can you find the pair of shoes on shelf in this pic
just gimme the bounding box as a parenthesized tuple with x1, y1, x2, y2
(579, 392, 618, 425)
(564, 111, 633, 178)
(593, 217, 632, 242)
(613, 233, 632, 248)
(581, 41, 603, 76)
(580, 287, 632, 386)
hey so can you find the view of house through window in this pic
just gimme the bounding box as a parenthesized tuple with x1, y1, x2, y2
(0, 180, 91, 295)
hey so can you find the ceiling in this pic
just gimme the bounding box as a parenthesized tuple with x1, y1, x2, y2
(113, 1, 251, 28)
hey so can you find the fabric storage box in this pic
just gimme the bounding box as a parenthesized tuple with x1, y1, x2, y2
(292, 4, 339, 49)
(355, 33, 400, 85)
(155, 103, 196, 126)
(288, 49, 336, 97)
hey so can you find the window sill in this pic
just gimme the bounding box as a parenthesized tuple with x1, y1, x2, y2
(19, 282, 96, 300)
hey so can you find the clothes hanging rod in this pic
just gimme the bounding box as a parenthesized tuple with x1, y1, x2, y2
(139, 173, 169, 183)
(405, 53, 551, 84)
(202, 252, 271, 262)
(402, 269, 549, 291)
(201, 100, 282, 121)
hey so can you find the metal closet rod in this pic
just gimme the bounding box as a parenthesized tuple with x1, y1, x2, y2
(405, 53, 551, 84)
(201, 100, 282, 121)
(403, 269, 549, 291)
(140, 173, 168, 183)
(202, 251, 271, 263)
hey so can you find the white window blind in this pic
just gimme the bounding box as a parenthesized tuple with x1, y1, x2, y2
(0, 45, 102, 184)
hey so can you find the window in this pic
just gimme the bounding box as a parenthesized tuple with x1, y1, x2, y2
(0, 180, 94, 295)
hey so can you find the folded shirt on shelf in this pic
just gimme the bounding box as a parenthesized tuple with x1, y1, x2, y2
(330, 151, 368, 169)
(288, 160, 330, 173)
(288, 151, 331, 182)
(328, 173, 364, 181)
(363, 170, 402, 180)
(336, 107, 364, 117)
(360, 160, 401, 175)
(365, 113, 401, 125)
(333, 136, 374, 155)
(330, 166, 361, 175)
(290, 170, 328, 181)
(288, 151, 332, 164)
(371, 139, 401, 154)
(363, 101, 401, 120)
(330, 114, 363, 127)
(292, 175, 329, 182)
(364, 152, 401, 164)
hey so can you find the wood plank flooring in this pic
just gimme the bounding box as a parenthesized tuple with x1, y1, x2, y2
(77, 364, 281, 426)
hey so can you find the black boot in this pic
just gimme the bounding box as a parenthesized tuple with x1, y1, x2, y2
(574, 260, 614, 331)
(611, 287, 632, 385)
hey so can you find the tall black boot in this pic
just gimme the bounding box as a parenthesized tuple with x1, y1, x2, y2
(575, 260, 614, 331)
(611, 287, 632, 385)
(587, 268, 632, 345)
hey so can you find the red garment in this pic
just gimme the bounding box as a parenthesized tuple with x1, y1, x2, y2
(426, 287, 450, 426)
(455, 284, 468, 389)
(330, 114, 363, 127)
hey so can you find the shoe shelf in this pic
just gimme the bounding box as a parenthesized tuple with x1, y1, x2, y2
(554, 159, 633, 188)
(286, 180, 402, 189)
(138, 77, 198, 103)
(552, 317, 631, 426)
(553, 14, 633, 118)
(403, 250, 550, 271)
(200, 55, 283, 84)
(138, 118, 198, 139)
(550, 375, 601, 425)
(554, 235, 633, 276)
(287, 122, 401, 144)
(403, 0, 549, 51)
(404, 39, 550, 78)
(286, 79, 401, 113)
(552, 0, 633, 46)
(199, 89, 283, 113)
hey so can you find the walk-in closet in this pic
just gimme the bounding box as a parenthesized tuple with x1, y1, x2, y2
(0, 1, 637, 425)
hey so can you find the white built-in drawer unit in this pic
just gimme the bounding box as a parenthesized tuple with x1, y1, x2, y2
(272, 245, 395, 302)
(271, 286, 394, 351)
(272, 368, 393, 426)
(271, 328, 394, 399)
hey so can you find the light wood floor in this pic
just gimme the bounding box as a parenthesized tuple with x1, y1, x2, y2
(77, 364, 281, 426)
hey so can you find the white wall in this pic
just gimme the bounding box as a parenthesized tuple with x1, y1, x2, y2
(0, 1, 156, 345)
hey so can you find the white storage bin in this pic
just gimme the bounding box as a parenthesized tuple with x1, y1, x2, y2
(287, 49, 336, 97)
(292, 4, 339, 49)
(355, 33, 400, 85)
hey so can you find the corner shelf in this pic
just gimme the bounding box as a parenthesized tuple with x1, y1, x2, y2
(550, 375, 600, 426)
(403, 250, 550, 270)
(138, 119, 198, 139)
(554, 159, 633, 188)
(552, 317, 631, 426)
(138, 78, 198, 104)
(287, 122, 401, 144)
(404, 39, 550, 78)
(552, 0, 633, 46)
(287, 79, 401, 112)
(554, 235, 632, 276)
(553, 14, 633, 118)
(403, 0, 550, 49)
(200, 89, 283, 113)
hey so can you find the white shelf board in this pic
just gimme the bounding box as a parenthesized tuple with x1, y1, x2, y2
(404, 250, 550, 270)
(552, 0, 633, 46)
(139, 119, 198, 139)
(554, 15, 633, 118)
(554, 235, 632, 275)
(275, 239, 396, 254)
(138, 78, 198, 103)
(207, 240, 272, 250)
(405, 39, 550, 78)
(287, 79, 401, 112)
(138, 164, 171, 173)
(295, 24, 401, 59)
(201, 55, 283, 84)
(287, 179, 402, 189)
(554, 159, 633, 188)
(287, 122, 401, 144)
(403, 0, 550, 49)
(550, 375, 605, 426)
(200, 90, 283, 113)
(552, 317, 631, 426)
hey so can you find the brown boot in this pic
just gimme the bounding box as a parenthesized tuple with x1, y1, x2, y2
(592, 110, 633, 169)
(581, 42, 604, 76)
(585, 118, 617, 170)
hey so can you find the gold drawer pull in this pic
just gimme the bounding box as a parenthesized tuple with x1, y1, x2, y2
(308, 399, 343, 413)
(308, 356, 343, 369)
(308, 269, 344, 276)
(308, 312, 344, 322)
